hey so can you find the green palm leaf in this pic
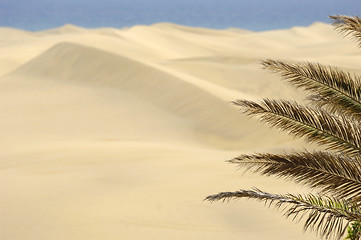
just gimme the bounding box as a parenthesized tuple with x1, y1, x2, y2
(229, 151, 361, 203)
(206, 189, 361, 239)
(233, 99, 361, 156)
(262, 59, 361, 117)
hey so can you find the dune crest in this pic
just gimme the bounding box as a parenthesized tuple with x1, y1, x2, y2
(39, 24, 88, 34)
(9, 41, 292, 150)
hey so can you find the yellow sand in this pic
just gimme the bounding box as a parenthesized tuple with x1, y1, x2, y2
(1, 22, 359, 240)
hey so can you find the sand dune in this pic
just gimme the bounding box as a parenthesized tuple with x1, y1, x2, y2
(2, 22, 356, 240)
(39, 24, 88, 34)
(0, 27, 34, 39)
(7, 42, 294, 150)
(121, 25, 221, 59)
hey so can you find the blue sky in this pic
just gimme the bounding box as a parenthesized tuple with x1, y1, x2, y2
(1, 0, 361, 31)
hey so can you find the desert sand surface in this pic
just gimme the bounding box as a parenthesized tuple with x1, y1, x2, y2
(1, 22, 360, 240)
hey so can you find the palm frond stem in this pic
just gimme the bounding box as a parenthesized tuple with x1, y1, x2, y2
(206, 189, 361, 239)
(262, 59, 361, 117)
(229, 151, 361, 202)
(233, 99, 361, 156)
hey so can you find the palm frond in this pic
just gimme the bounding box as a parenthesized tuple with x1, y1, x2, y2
(206, 189, 361, 239)
(207, 14, 361, 239)
(233, 99, 361, 156)
(230, 151, 361, 202)
(262, 59, 361, 117)
(330, 15, 361, 47)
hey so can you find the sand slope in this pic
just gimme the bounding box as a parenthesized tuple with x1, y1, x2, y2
(2, 22, 359, 240)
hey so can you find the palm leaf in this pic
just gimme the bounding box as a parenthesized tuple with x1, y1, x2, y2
(233, 99, 361, 156)
(330, 15, 361, 47)
(206, 189, 361, 239)
(229, 151, 361, 203)
(262, 59, 361, 117)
